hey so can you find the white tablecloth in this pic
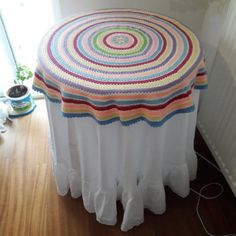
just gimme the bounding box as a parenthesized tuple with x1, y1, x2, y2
(45, 90, 200, 231)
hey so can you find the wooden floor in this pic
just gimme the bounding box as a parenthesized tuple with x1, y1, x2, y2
(0, 99, 235, 236)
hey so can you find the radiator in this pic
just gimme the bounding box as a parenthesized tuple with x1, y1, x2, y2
(197, 61, 236, 196)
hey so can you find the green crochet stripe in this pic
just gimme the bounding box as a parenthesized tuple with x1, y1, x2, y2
(93, 27, 147, 56)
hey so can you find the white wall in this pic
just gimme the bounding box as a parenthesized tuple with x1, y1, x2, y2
(54, 0, 211, 37)
(197, 0, 236, 196)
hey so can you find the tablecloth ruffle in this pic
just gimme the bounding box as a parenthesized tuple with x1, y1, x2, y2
(33, 9, 207, 126)
(52, 162, 195, 231)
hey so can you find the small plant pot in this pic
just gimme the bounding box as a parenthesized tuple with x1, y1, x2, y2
(5, 85, 36, 117)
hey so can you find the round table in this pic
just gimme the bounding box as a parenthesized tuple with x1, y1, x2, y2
(33, 9, 207, 231)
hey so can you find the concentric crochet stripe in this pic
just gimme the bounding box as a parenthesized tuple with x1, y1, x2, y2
(33, 9, 208, 126)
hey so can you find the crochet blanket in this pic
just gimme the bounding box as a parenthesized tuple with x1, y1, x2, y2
(33, 9, 207, 126)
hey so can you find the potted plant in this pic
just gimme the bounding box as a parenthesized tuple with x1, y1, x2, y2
(5, 64, 36, 117)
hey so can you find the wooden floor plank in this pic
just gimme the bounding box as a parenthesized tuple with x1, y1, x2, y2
(0, 99, 235, 236)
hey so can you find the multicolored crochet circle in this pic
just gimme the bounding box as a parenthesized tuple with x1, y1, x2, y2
(34, 9, 207, 126)
(38, 9, 203, 92)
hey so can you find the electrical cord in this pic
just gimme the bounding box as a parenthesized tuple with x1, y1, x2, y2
(190, 151, 236, 236)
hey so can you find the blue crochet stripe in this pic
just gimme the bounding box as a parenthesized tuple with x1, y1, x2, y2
(195, 84, 208, 90)
(62, 106, 195, 127)
(34, 80, 193, 107)
(62, 84, 192, 106)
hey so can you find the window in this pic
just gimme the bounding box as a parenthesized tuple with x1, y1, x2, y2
(0, 0, 55, 96)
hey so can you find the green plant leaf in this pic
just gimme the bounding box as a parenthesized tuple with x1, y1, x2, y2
(15, 64, 33, 84)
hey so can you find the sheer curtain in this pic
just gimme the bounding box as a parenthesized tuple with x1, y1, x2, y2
(0, 13, 15, 97)
(198, 0, 236, 196)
